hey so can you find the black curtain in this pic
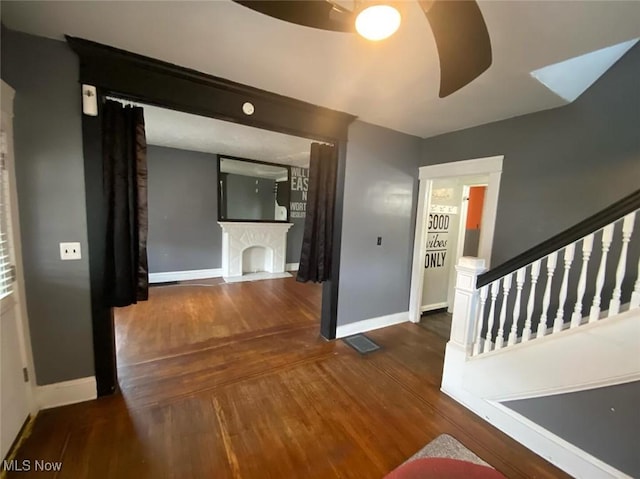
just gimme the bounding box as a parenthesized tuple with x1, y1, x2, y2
(102, 100, 149, 307)
(297, 143, 337, 283)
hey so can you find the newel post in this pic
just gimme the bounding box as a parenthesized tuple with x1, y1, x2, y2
(449, 257, 487, 355)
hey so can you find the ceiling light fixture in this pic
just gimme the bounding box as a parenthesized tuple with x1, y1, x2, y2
(355, 4, 401, 41)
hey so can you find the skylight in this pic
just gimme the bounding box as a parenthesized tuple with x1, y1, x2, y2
(530, 38, 639, 102)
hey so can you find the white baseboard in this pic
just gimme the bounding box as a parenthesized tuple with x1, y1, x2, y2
(36, 376, 97, 410)
(441, 344, 630, 479)
(336, 311, 409, 338)
(286, 262, 299, 272)
(421, 302, 448, 312)
(149, 268, 222, 283)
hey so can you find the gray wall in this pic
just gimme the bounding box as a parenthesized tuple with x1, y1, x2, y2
(337, 121, 421, 326)
(505, 382, 640, 477)
(1, 27, 94, 385)
(147, 145, 221, 273)
(421, 43, 640, 267)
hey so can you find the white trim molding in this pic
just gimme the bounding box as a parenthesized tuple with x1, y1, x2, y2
(336, 311, 409, 338)
(409, 155, 503, 324)
(286, 262, 299, 272)
(149, 268, 222, 284)
(36, 376, 97, 410)
(421, 302, 448, 313)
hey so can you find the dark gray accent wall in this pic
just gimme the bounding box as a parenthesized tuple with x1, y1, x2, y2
(337, 121, 421, 326)
(147, 145, 221, 273)
(505, 382, 640, 477)
(1, 26, 94, 385)
(421, 43, 640, 268)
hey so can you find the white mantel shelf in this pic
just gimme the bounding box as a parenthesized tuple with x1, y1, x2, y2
(218, 222, 294, 279)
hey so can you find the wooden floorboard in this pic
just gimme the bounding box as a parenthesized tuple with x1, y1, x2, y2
(8, 277, 570, 478)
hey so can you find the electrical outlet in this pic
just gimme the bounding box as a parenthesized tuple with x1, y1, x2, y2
(377, 236, 382, 246)
(60, 242, 81, 260)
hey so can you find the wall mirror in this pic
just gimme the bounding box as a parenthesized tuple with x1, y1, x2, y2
(218, 156, 291, 222)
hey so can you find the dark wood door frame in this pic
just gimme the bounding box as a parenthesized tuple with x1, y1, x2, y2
(67, 36, 355, 396)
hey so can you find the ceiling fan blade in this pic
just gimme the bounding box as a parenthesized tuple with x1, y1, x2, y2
(419, 0, 492, 97)
(233, 1, 354, 33)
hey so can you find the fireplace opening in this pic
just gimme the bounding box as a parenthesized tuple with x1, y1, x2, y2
(242, 246, 274, 274)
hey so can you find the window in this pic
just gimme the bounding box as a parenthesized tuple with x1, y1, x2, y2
(0, 128, 14, 299)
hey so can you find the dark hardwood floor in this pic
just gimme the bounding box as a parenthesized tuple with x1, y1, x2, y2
(8, 277, 569, 478)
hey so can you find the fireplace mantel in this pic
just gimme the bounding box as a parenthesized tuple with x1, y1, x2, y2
(218, 222, 294, 278)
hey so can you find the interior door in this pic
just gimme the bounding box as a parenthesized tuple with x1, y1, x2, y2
(1, 80, 32, 459)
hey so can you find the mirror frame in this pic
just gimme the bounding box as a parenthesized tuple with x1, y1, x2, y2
(216, 154, 292, 223)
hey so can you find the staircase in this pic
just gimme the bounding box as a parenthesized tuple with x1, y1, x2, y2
(441, 190, 640, 479)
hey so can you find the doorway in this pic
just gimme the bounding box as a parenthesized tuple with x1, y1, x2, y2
(68, 36, 354, 395)
(110, 101, 324, 394)
(408, 156, 503, 326)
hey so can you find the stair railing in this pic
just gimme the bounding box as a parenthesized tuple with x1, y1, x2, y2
(448, 190, 640, 358)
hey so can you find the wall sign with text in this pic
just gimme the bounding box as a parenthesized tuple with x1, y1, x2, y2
(290, 167, 308, 219)
(425, 205, 458, 269)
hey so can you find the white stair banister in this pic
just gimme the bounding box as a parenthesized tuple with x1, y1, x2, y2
(522, 260, 541, 342)
(537, 252, 558, 338)
(553, 243, 575, 333)
(571, 234, 594, 328)
(483, 280, 500, 354)
(449, 257, 487, 355)
(631, 255, 640, 309)
(508, 268, 525, 346)
(608, 211, 636, 316)
(472, 285, 489, 356)
(589, 224, 615, 322)
(495, 274, 513, 350)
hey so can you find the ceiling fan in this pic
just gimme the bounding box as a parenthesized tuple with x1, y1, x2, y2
(233, 0, 492, 98)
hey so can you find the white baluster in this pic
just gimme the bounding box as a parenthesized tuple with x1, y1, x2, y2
(483, 281, 500, 354)
(631, 255, 640, 310)
(537, 252, 558, 338)
(508, 268, 526, 346)
(553, 243, 575, 332)
(495, 274, 513, 350)
(589, 224, 615, 322)
(608, 212, 636, 316)
(571, 234, 594, 328)
(473, 286, 489, 356)
(523, 260, 541, 342)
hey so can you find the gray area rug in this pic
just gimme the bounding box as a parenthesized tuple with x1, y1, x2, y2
(407, 433, 491, 467)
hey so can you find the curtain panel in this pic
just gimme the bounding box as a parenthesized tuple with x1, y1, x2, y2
(297, 143, 337, 283)
(102, 100, 149, 307)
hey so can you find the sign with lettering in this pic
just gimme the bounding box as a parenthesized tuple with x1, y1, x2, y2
(290, 167, 308, 219)
(425, 213, 452, 269)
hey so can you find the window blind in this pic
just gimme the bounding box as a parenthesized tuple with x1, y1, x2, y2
(0, 128, 14, 298)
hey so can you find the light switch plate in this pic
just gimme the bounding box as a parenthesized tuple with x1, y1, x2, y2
(60, 242, 81, 260)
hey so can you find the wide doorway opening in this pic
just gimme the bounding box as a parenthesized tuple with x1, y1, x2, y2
(112, 101, 323, 402)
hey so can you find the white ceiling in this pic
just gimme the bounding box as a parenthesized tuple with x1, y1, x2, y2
(2, 1, 640, 138)
(138, 103, 313, 166)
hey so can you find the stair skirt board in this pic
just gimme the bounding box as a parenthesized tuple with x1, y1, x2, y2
(441, 382, 632, 479)
(442, 343, 632, 479)
(462, 309, 640, 402)
(335, 312, 409, 338)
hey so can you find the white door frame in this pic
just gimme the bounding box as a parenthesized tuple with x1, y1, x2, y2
(409, 156, 503, 323)
(1, 80, 37, 416)
(447, 182, 488, 311)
